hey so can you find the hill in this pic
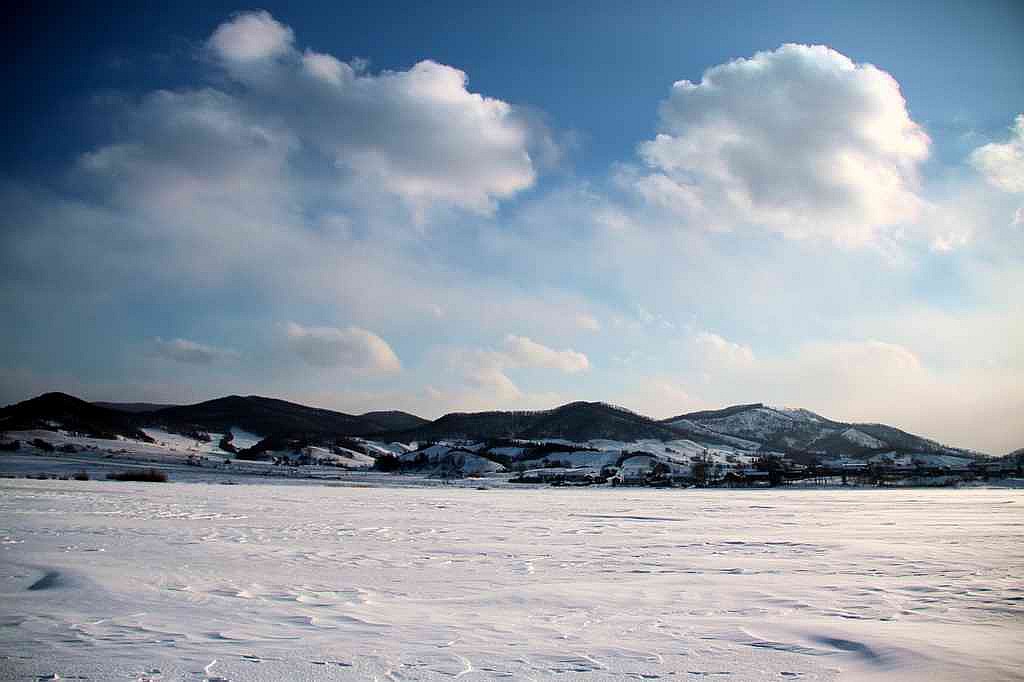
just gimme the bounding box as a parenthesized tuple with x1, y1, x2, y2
(141, 395, 397, 438)
(359, 410, 430, 431)
(663, 403, 975, 458)
(395, 401, 707, 443)
(1, 392, 991, 458)
(0, 392, 153, 441)
(93, 401, 181, 413)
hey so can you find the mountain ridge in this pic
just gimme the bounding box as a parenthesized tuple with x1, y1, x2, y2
(0, 391, 990, 457)
(662, 403, 974, 458)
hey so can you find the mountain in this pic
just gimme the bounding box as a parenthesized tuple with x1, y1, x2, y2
(94, 401, 182, 413)
(996, 447, 1024, 465)
(141, 395, 402, 437)
(359, 410, 430, 432)
(397, 401, 707, 443)
(0, 392, 153, 441)
(662, 403, 974, 458)
(1, 392, 989, 458)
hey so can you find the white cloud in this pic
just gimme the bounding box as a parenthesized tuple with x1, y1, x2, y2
(208, 10, 294, 62)
(203, 11, 539, 214)
(464, 362, 523, 403)
(285, 322, 400, 374)
(151, 337, 238, 364)
(429, 337, 587, 412)
(504, 334, 590, 373)
(575, 313, 601, 332)
(635, 43, 930, 245)
(620, 376, 705, 419)
(931, 232, 970, 252)
(1, 20, 1020, 456)
(694, 331, 755, 368)
(970, 114, 1024, 193)
(436, 348, 524, 408)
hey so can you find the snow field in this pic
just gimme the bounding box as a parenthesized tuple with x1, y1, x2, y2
(0, 481, 1021, 680)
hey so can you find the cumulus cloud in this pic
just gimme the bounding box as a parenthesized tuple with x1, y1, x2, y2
(1, 18, 1019, 455)
(694, 331, 755, 368)
(435, 348, 525, 408)
(970, 114, 1024, 193)
(285, 322, 400, 373)
(76, 88, 297, 214)
(208, 10, 294, 62)
(634, 44, 930, 245)
(504, 334, 590, 373)
(463, 359, 524, 403)
(0, 9, 567, 336)
(432, 336, 588, 410)
(203, 11, 538, 214)
(151, 337, 238, 364)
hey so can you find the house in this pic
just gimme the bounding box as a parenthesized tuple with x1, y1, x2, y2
(516, 466, 599, 484)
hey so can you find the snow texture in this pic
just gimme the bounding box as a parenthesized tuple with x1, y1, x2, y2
(0, 475, 1021, 680)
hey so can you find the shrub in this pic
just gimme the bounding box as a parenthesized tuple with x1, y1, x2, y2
(373, 453, 401, 472)
(31, 438, 55, 452)
(106, 468, 168, 482)
(72, 471, 90, 481)
(218, 434, 238, 454)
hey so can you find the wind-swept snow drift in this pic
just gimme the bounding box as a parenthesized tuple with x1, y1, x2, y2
(0, 481, 1020, 680)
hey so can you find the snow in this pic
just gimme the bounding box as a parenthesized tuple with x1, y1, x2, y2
(399, 444, 453, 462)
(419, 444, 455, 459)
(662, 418, 764, 449)
(488, 445, 527, 459)
(227, 428, 262, 450)
(15, 428, 231, 463)
(301, 446, 375, 468)
(354, 440, 411, 457)
(0, 476, 1020, 681)
(912, 453, 976, 468)
(585, 439, 760, 468)
(700, 406, 799, 439)
(840, 428, 886, 449)
(866, 452, 975, 469)
(778, 407, 826, 423)
(521, 450, 620, 469)
(451, 453, 505, 475)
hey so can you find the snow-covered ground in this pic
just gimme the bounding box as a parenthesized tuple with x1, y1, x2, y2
(838, 428, 885, 449)
(0, 477, 1021, 681)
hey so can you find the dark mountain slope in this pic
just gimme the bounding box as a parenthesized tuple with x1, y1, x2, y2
(395, 402, 709, 443)
(142, 395, 383, 437)
(520, 402, 686, 441)
(94, 401, 181, 413)
(359, 410, 429, 431)
(0, 392, 152, 441)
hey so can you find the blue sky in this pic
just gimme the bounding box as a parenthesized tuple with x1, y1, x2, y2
(1, 2, 1022, 452)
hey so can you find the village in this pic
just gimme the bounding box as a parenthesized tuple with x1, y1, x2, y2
(258, 435, 1021, 489)
(508, 449, 1021, 488)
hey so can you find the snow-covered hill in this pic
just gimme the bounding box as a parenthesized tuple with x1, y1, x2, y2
(661, 403, 980, 459)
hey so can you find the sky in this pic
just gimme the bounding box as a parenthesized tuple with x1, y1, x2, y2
(1, 2, 1022, 453)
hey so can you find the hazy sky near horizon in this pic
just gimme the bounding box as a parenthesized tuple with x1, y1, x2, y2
(1, 2, 1022, 453)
